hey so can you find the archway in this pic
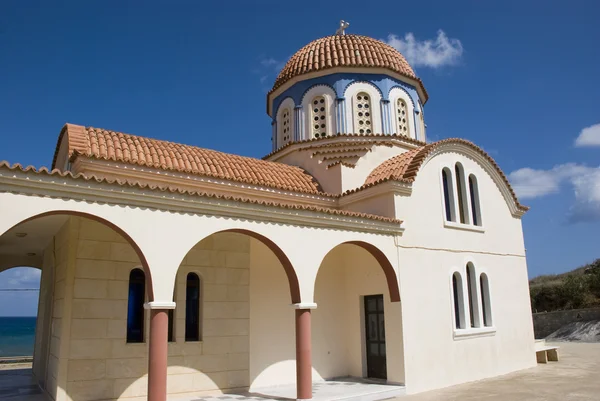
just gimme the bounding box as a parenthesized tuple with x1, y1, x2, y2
(131, 228, 302, 398)
(312, 241, 405, 384)
(0, 212, 154, 401)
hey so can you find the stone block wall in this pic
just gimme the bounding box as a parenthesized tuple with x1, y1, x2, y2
(532, 307, 600, 339)
(60, 218, 250, 401)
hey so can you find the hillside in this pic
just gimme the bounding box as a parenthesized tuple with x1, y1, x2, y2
(530, 259, 600, 313)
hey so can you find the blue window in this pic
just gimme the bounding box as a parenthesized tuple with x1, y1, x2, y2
(127, 269, 145, 343)
(185, 273, 201, 341)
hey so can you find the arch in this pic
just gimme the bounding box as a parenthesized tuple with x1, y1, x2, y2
(316, 240, 400, 302)
(126, 268, 146, 343)
(452, 271, 465, 329)
(466, 263, 480, 328)
(0, 210, 154, 300)
(441, 167, 456, 222)
(388, 86, 416, 139)
(185, 272, 201, 341)
(469, 174, 482, 226)
(343, 81, 383, 134)
(176, 228, 301, 304)
(274, 97, 296, 148)
(301, 84, 336, 139)
(454, 162, 469, 224)
(480, 273, 492, 327)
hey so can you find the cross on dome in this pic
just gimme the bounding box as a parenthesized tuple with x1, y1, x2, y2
(335, 20, 350, 36)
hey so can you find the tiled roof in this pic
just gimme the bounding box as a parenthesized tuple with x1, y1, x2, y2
(0, 161, 402, 224)
(363, 148, 422, 186)
(52, 124, 325, 195)
(270, 35, 428, 101)
(359, 139, 529, 212)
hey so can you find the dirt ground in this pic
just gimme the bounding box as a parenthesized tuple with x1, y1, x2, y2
(399, 342, 600, 401)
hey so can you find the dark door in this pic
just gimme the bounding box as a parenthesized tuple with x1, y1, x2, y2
(364, 294, 387, 379)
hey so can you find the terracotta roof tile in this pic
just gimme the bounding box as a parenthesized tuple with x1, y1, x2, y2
(270, 35, 428, 102)
(0, 161, 401, 225)
(52, 125, 326, 196)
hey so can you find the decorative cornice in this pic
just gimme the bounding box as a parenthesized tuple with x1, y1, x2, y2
(0, 163, 404, 234)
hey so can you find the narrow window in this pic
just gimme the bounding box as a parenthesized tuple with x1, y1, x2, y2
(396, 98, 409, 136)
(442, 168, 456, 222)
(354, 92, 372, 134)
(466, 264, 480, 328)
(452, 272, 465, 329)
(126, 269, 145, 343)
(455, 163, 469, 224)
(311, 96, 327, 138)
(480, 273, 492, 327)
(279, 108, 291, 145)
(185, 273, 201, 341)
(469, 174, 482, 226)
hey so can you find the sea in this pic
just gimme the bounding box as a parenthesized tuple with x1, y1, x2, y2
(0, 317, 36, 357)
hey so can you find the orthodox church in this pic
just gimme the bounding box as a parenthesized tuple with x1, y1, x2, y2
(0, 26, 536, 401)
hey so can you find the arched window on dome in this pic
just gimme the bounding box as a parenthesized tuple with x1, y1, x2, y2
(396, 98, 409, 136)
(311, 96, 328, 138)
(354, 92, 372, 135)
(279, 108, 292, 146)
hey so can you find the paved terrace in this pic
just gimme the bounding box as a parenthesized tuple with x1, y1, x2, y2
(1, 342, 599, 401)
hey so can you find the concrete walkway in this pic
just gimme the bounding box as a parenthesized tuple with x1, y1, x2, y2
(171, 378, 405, 401)
(0, 364, 43, 400)
(399, 342, 600, 401)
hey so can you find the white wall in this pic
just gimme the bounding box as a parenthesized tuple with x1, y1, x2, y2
(394, 150, 535, 393)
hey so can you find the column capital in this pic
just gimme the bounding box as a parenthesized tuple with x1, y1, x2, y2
(291, 302, 318, 310)
(144, 301, 176, 310)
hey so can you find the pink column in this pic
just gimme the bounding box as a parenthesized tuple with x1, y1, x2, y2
(148, 309, 168, 401)
(296, 309, 312, 400)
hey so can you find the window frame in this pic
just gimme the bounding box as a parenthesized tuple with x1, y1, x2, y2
(126, 268, 146, 344)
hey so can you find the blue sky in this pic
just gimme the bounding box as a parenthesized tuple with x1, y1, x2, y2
(1, 1, 599, 315)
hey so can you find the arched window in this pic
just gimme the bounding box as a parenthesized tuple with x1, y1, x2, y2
(354, 92, 372, 134)
(168, 309, 174, 342)
(279, 108, 291, 145)
(452, 272, 465, 329)
(311, 96, 327, 138)
(469, 174, 482, 226)
(480, 273, 492, 327)
(466, 263, 480, 328)
(126, 269, 145, 343)
(185, 273, 201, 341)
(455, 163, 469, 224)
(442, 168, 456, 222)
(396, 98, 409, 136)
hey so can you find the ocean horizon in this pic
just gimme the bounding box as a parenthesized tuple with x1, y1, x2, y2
(0, 316, 36, 357)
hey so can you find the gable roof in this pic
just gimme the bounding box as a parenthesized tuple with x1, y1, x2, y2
(361, 138, 529, 212)
(52, 124, 325, 196)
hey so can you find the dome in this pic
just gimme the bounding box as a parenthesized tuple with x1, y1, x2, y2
(271, 35, 419, 93)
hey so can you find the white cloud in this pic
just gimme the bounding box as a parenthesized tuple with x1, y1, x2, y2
(575, 123, 600, 147)
(384, 30, 463, 68)
(2, 267, 41, 288)
(508, 164, 600, 222)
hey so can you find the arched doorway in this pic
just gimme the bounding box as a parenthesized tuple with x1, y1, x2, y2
(312, 241, 404, 384)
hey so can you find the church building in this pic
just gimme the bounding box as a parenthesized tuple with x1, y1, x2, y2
(0, 29, 536, 401)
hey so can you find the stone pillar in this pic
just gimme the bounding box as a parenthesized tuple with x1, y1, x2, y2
(293, 303, 317, 400)
(145, 302, 175, 401)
